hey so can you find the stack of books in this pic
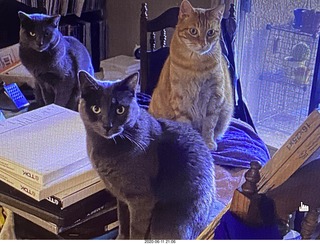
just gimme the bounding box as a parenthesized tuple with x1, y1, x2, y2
(0, 104, 118, 239)
(16, 0, 105, 17)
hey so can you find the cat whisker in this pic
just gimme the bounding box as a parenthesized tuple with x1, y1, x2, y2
(112, 137, 117, 144)
(126, 136, 145, 152)
(124, 131, 149, 149)
(126, 131, 150, 148)
(123, 132, 146, 152)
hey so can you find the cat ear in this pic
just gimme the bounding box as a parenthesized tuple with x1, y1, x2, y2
(78, 70, 100, 94)
(121, 72, 139, 94)
(179, 0, 194, 19)
(49, 15, 61, 28)
(18, 11, 31, 24)
(208, 4, 225, 22)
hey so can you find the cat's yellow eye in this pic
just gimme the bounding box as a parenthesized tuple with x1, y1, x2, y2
(207, 29, 215, 37)
(189, 28, 198, 36)
(91, 105, 101, 114)
(116, 106, 125, 115)
(29, 31, 36, 37)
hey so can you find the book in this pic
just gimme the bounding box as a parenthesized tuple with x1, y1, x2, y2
(0, 163, 99, 201)
(4, 202, 118, 237)
(74, 0, 85, 17)
(76, 19, 92, 57)
(0, 104, 91, 186)
(258, 108, 320, 193)
(46, 178, 105, 209)
(0, 180, 116, 226)
(14, 214, 118, 240)
(60, 0, 69, 16)
(81, 13, 102, 72)
(259, 127, 320, 192)
(99, 20, 107, 60)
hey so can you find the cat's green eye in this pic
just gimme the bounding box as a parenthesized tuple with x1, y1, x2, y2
(116, 106, 125, 115)
(189, 28, 198, 36)
(91, 105, 101, 114)
(29, 32, 36, 37)
(207, 29, 215, 37)
(45, 31, 50, 37)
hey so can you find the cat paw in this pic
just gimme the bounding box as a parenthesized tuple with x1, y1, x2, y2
(176, 116, 191, 123)
(207, 140, 217, 151)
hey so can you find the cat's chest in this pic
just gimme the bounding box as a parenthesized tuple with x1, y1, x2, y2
(171, 70, 216, 99)
(88, 142, 157, 191)
(20, 46, 71, 74)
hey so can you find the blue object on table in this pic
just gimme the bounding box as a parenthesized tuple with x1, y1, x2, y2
(214, 211, 282, 240)
(4, 83, 29, 110)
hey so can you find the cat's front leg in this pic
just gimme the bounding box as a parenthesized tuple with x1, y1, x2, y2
(33, 83, 44, 104)
(202, 113, 220, 151)
(213, 105, 233, 142)
(116, 200, 130, 240)
(170, 99, 192, 124)
(53, 81, 75, 108)
(28, 83, 46, 111)
(128, 197, 155, 239)
(204, 89, 227, 150)
(41, 85, 55, 105)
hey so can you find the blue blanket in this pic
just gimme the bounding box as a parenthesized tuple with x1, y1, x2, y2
(137, 92, 270, 169)
(214, 119, 270, 168)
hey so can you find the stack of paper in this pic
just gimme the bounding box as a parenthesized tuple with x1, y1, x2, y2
(100, 55, 140, 81)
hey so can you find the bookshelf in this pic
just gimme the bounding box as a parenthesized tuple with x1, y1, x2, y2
(2, 0, 107, 72)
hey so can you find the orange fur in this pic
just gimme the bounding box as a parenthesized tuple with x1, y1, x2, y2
(149, 0, 234, 150)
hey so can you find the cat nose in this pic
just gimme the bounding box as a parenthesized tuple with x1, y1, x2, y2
(200, 41, 207, 48)
(103, 123, 112, 131)
(104, 126, 112, 132)
(37, 38, 44, 46)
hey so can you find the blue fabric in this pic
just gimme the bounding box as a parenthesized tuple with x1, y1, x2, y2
(214, 211, 282, 240)
(137, 92, 270, 169)
(213, 119, 270, 168)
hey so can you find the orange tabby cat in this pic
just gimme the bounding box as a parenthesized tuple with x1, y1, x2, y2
(148, 0, 234, 150)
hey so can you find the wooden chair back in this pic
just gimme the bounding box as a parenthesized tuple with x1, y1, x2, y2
(139, 3, 179, 95)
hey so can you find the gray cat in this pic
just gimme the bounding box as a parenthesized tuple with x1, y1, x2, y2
(78, 70, 217, 240)
(18, 11, 94, 111)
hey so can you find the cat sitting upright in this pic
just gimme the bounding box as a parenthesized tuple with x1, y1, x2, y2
(149, 0, 234, 151)
(78, 70, 218, 240)
(18, 11, 94, 111)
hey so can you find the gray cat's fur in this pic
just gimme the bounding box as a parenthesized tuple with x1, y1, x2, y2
(78, 71, 217, 240)
(18, 11, 94, 111)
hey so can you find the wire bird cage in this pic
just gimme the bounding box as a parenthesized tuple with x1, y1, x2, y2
(257, 24, 319, 135)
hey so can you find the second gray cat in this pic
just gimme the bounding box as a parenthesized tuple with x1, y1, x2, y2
(78, 71, 218, 239)
(18, 11, 94, 111)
